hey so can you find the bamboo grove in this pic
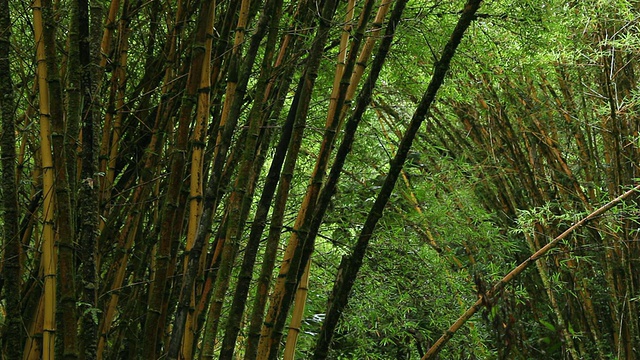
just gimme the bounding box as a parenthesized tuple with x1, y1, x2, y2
(1, 0, 640, 359)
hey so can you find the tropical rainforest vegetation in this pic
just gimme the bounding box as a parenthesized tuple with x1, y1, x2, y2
(1, 0, 640, 358)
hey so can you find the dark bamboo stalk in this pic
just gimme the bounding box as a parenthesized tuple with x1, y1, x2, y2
(311, 1, 482, 358)
(254, 0, 340, 358)
(141, 0, 214, 356)
(216, 0, 286, 356)
(271, 2, 379, 355)
(77, 0, 102, 357)
(0, 0, 23, 356)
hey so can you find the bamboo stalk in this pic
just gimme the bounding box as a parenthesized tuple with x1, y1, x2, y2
(32, 0, 57, 357)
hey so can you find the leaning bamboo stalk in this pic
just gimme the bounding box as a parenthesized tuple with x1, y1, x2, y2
(32, 0, 56, 357)
(283, 260, 311, 360)
(423, 184, 640, 359)
(288, 0, 410, 355)
(97, 0, 121, 191)
(531, 231, 579, 360)
(312, 1, 481, 357)
(100, 0, 122, 201)
(216, 0, 290, 356)
(246, 76, 305, 360)
(139, 0, 206, 352)
(344, 0, 392, 104)
(199, 0, 265, 355)
(263, 1, 376, 357)
(241, 9, 317, 358)
(210, 0, 251, 163)
(255, 1, 341, 358)
(281, 0, 357, 353)
(23, 295, 45, 360)
(185, 0, 216, 285)
(99, 0, 120, 69)
(284, 6, 395, 341)
(96, 187, 151, 359)
(327, 0, 356, 127)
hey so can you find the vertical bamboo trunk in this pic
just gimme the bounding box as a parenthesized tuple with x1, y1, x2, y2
(52, 0, 80, 356)
(44, 4, 76, 356)
(0, 0, 22, 356)
(33, 0, 57, 357)
(76, 0, 102, 357)
(162, 1, 216, 359)
(41, 5, 72, 357)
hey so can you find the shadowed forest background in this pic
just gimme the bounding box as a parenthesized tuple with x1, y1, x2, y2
(1, 0, 640, 359)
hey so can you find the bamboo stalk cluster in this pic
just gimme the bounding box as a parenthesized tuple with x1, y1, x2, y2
(3, 0, 428, 358)
(2, 0, 640, 359)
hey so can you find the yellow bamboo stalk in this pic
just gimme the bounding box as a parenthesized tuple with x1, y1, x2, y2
(423, 183, 640, 359)
(212, 0, 251, 161)
(199, 1, 253, 358)
(185, 4, 215, 270)
(277, 1, 356, 355)
(22, 295, 45, 360)
(98, 0, 121, 200)
(32, 0, 56, 358)
(325, 0, 356, 126)
(280, 2, 393, 355)
(344, 0, 392, 103)
(181, 2, 216, 358)
(99, 0, 120, 69)
(283, 260, 311, 360)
